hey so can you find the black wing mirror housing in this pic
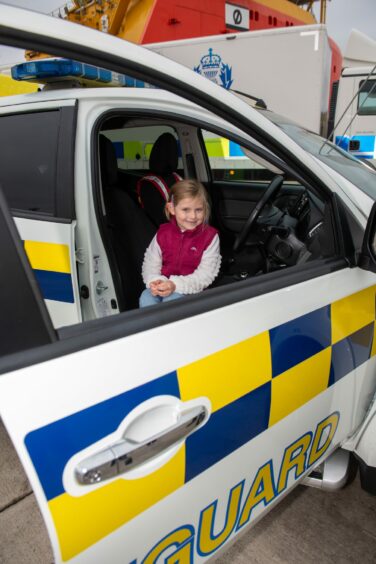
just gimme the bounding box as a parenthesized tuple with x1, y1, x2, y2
(359, 201, 376, 272)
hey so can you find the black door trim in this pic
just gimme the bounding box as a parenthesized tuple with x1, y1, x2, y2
(0, 257, 347, 375)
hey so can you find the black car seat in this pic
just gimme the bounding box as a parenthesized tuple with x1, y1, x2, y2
(137, 132, 182, 227)
(99, 135, 156, 310)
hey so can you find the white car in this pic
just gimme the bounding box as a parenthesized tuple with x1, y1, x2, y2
(0, 5, 376, 564)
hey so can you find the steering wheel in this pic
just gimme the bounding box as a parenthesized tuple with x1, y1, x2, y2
(233, 175, 284, 253)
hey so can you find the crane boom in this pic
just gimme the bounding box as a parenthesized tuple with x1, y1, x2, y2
(65, 0, 135, 35)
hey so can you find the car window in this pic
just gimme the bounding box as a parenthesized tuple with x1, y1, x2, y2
(94, 112, 339, 319)
(201, 129, 274, 182)
(102, 124, 183, 173)
(261, 109, 376, 199)
(0, 110, 60, 215)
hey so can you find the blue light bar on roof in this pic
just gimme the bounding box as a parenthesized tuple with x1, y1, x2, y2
(11, 58, 149, 88)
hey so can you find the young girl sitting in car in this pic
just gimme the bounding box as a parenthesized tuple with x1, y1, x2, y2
(139, 179, 221, 307)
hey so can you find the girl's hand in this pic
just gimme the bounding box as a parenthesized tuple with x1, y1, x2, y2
(149, 279, 163, 296)
(156, 280, 176, 297)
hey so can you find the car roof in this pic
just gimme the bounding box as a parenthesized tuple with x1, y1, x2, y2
(0, 85, 195, 107)
(0, 86, 240, 136)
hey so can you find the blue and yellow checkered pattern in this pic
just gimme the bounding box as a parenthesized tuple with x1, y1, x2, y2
(24, 240, 74, 303)
(25, 285, 376, 560)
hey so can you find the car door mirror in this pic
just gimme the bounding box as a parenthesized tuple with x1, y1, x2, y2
(0, 187, 56, 359)
(359, 201, 376, 273)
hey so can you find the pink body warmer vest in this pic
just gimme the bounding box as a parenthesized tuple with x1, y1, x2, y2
(157, 220, 218, 277)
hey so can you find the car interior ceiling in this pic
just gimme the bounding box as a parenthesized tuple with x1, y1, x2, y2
(98, 116, 335, 312)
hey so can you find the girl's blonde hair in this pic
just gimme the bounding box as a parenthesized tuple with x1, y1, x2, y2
(165, 179, 211, 222)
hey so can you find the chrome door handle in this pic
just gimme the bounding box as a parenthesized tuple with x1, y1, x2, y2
(75, 405, 207, 485)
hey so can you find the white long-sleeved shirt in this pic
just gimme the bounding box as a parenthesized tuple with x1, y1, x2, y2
(142, 233, 221, 294)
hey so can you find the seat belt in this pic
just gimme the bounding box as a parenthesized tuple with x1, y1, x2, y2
(137, 173, 182, 207)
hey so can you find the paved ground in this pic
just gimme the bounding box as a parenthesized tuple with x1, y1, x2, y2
(1, 419, 375, 564)
(0, 420, 53, 564)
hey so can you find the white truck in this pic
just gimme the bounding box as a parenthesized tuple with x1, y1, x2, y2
(148, 24, 376, 161)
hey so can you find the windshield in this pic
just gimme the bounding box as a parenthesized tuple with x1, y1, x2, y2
(260, 109, 376, 200)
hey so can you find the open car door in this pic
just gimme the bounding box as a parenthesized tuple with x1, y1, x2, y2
(0, 175, 361, 564)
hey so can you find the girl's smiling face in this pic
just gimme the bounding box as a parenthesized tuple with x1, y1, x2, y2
(166, 196, 205, 230)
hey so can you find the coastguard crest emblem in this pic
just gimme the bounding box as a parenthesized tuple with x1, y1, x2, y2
(194, 48, 233, 90)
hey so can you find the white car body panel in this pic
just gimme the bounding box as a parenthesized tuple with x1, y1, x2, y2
(14, 217, 82, 327)
(1, 266, 376, 562)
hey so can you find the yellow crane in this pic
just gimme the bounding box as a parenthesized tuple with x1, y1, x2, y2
(26, 0, 148, 59)
(63, 0, 135, 35)
(293, 0, 329, 23)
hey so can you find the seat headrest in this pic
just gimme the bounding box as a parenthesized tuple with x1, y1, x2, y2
(99, 135, 118, 189)
(149, 133, 179, 175)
